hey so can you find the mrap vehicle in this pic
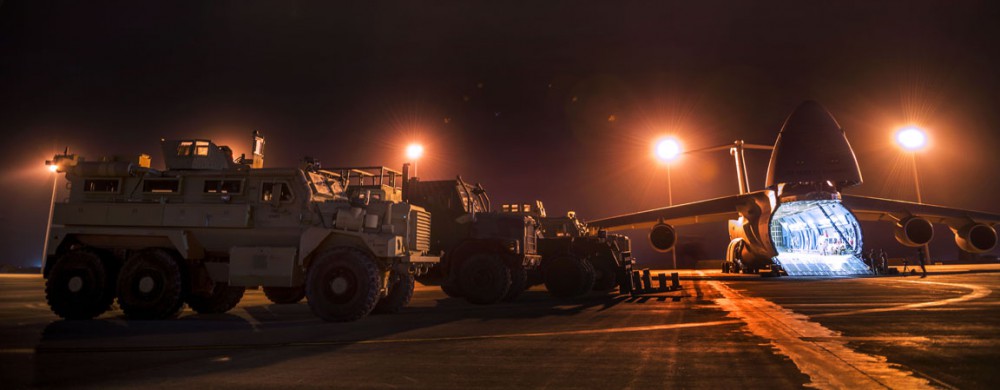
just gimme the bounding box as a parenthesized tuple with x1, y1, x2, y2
(500, 201, 636, 297)
(42, 134, 437, 322)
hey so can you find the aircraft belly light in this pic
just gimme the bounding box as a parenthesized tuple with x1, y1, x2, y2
(770, 200, 871, 276)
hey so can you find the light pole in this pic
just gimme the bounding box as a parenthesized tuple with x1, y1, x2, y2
(895, 126, 930, 260)
(655, 137, 681, 269)
(41, 164, 59, 267)
(895, 127, 927, 202)
(406, 143, 424, 177)
(42, 151, 78, 271)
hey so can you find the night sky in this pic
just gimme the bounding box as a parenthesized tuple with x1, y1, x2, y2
(2, 1, 999, 267)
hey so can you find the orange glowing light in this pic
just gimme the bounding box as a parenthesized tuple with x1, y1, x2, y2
(896, 127, 928, 151)
(47, 164, 58, 172)
(655, 137, 682, 162)
(406, 143, 424, 160)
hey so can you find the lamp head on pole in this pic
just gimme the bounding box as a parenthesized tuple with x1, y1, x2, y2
(45, 149, 79, 174)
(406, 143, 424, 160)
(655, 137, 681, 163)
(895, 127, 928, 152)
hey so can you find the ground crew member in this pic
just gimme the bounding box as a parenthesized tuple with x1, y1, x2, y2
(917, 246, 928, 278)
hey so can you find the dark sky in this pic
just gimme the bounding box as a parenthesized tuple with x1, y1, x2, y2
(2, 1, 999, 267)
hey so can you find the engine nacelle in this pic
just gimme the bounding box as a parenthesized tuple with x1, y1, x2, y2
(894, 216, 934, 247)
(953, 223, 998, 254)
(648, 223, 677, 253)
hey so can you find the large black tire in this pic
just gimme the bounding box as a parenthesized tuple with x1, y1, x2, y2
(459, 254, 511, 305)
(45, 250, 115, 320)
(117, 249, 185, 320)
(502, 263, 528, 302)
(441, 263, 465, 298)
(543, 256, 596, 298)
(525, 268, 544, 287)
(590, 255, 619, 291)
(372, 271, 415, 314)
(440, 281, 464, 298)
(263, 286, 306, 304)
(414, 267, 442, 286)
(306, 249, 381, 322)
(186, 282, 245, 314)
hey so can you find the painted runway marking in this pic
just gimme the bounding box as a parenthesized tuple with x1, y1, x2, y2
(711, 281, 934, 389)
(811, 280, 992, 318)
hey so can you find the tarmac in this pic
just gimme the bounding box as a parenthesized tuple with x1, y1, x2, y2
(1, 264, 998, 389)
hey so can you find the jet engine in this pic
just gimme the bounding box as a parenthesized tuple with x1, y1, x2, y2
(648, 222, 676, 252)
(953, 223, 998, 253)
(894, 216, 934, 247)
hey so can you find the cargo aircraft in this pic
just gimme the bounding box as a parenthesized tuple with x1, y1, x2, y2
(587, 101, 1000, 276)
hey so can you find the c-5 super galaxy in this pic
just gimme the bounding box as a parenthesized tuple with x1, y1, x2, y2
(587, 101, 1000, 276)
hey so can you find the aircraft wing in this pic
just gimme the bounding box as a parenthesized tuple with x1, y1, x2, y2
(586, 193, 761, 232)
(841, 194, 1000, 226)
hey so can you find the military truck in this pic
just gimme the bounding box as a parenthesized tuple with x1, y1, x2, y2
(500, 201, 635, 298)
(400, 176, 542, 304)
(41, 134, 436, 322)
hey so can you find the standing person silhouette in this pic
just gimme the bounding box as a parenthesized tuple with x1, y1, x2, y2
(917, 246, 928, 278)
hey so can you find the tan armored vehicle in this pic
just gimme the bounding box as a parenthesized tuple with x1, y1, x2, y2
(42, 133, 436, 322)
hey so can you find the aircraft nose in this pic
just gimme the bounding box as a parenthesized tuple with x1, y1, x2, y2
(781, 100, 842, 134)
(765, 100, 863, 192)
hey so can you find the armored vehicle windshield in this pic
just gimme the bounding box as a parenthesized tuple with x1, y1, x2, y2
(305, 170, 346, 201)
(457, 182, 488, 213)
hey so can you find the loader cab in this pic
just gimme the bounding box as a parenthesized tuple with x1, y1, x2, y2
(407, 178, 490, 222)
(539, 215, 588, 238)
(500, 201, 545, 219)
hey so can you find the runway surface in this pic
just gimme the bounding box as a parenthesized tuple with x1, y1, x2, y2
(1, 264, 998, 389)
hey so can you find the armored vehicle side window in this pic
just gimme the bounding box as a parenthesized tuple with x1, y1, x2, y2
(204, 179, 243, 194)
(142, 179, 180, 193)
(83, 179, 120, 193)
(262, 182, 293, 203)
(177, 141, 193, 156)
(195, 141, 210, 156)
(177, 140, 211, 157)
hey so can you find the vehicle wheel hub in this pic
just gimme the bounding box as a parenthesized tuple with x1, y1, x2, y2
(138, 276, 156, 294)
(330, 277, 349, 295)
(67, 276, 83, 293)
